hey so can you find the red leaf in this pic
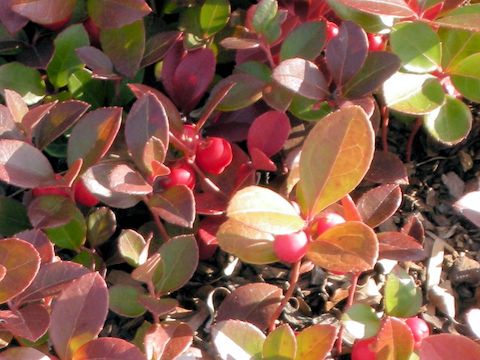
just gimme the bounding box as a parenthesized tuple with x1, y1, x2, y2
(194, 192, 227, 215)
(137, 296, 177, 318)
(0, 238, 40, 303)
(0, 347, 50, 360)
(401, 214, 425, 243)
(73, 337, 146, 360)
(76, 46, 118, 79)
(357, 184, 402, 228)
(376, 317, 414, 360)
(87, 0, 152, 29)
(172, 48, 216, 112)
(15, 229, 54, 263)
(11, 0, 76, 26)
(141, 31, 182, 68)
(420, 334, 480, 360)
(378, 232, 427, 262)
(50, 272, 109, 360)
(365, 151, 408, 184)
(332, 0, 416, 17)
(0, 303, 49, 341)
(247, 111, 291, 157)
(148, 186, 195, 228)
(216, 283, 283, 330)
(27, 195, 77, 229)
(249, 147, 277, 171)
(0, 1, 28, 34)
(144, 322, 193, 360)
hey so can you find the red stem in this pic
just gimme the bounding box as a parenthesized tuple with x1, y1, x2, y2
(143, 197, 170, 243)
(188, 161, 229, 199)
(169, 131, 195, 158)
(336, 272, 360, 355)
(381, 105, 389, 153)
(267, 261, 301, 333)
(406, 117, 423, 163)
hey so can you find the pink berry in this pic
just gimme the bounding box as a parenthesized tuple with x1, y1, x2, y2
(314, 213, 346, 237)
(326, 21, 339, 41)
(368, 33, 385, 51)
(74, 179, 99, 207)
(195, 137, 233, 175)
(160, 162, 196, 190)
(351, 337, 376, 360)
(273, 231, 308, 263)
(405, 317, 430, 346)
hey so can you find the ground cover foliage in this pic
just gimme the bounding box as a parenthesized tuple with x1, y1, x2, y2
(0, 0, 479, 359)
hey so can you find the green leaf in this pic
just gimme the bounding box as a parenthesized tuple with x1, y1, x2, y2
(295, 324, 338, 360)
(383, 72, 445, 115)
(439, 28, 480, 71)
(390, 21, 441, 73)
(109, 284, 146, 318)
(153, 235, 199, 295)
(0, 62, 45, 105)
(199, 0, 230, 37)
(252, 0, 278, 34)
(100, 20, 145, 78)
(118, 229, 147, 267)
(86, 207, 117, 248)
(236, 61, 272, 83)
(280, 21, 326, 61)
(385, 267, 422, 318)
(45, 207, 86, 250)
(435, 4, 480, 32)
(342, 303, 381, 339)
(47, 24, 90, 89)
(0, 196, 31, 236)
(424, 95, 472, 145)
(212, 320, 265, 360)
(450, 53, 480, 102)
(297, 106, 375, 216)
(289, 97, 332, 121)
(262, 10, 284, 44)
(68, 69, 106, 108)
(227, 186, 305, 235)
(263, 324, 297, 360)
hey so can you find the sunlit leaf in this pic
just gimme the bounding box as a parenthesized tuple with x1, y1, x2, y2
(212, 320, 265, 360)
(263, 324, 296, 360)
(15, 229, 53, 264)
(280, 21, 326, 61)
(377, 232, 426, 261)
(435, 4, 480, 32)
(376, 317, 414, 360)
(342, 303, 381, 339)
(449, 53, 480, 102)
(199, 0, 230, 36)
(454, 191, 480, 227)
(0, 62, 45, 104)
(144, 322, 193, 360)
(215, 74, 264, 111)
(295, 324, 338, 360)
(109, 284, 146, 318)
(148, 186, 195, 228)
(439, 28, 480, 71)
(252, 0, 278, 34)
(0, 303, 49, 342)
(419, 334, 480, 360)
(385, 266, 422, 318)
(118, 229, 147, 267)
(73, 337, 145, 360)
(11, 0, 75, 26)
(87, 0, 151, 29)
(86, 207, 116, 247)
(329, 0, 416, 17)
(0, 347, 50, 360)
(297, 106, 374, 216)
(307, 222, 378, 273)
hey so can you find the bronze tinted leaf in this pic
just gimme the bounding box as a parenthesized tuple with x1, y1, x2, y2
(148, 186, 195, 228)
(365, 151, 408, 184)
(295, 324, 337, 360)
(377, 232, 427, 261)
(420, 334, 480, 360)
(376, 317, 414, 360)
(357, 184, 402, 228)
(73, 337, 146, 360)
(87, 0, 152, 29)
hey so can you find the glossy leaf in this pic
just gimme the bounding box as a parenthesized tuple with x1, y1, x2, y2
(376, 317, 414, 360)
(87, 0, 151, 29)
(280, 21, 326, 61)
(16, 261, 89, 304)
(0, 62, 45, 105)
(212, 320, 266, 360)
(216, 218, 278, 264)
(295, 324, 337, 360)
(0, 139, 55, 188)
(272, 58, 328, 100)
(0, 1, 28, 34)
(227, 186, 305, 235)
(0, 303, 49, 342)
(252, 0, 277, 34)
(138, 296, 177, 318)
(357, 184, 402, 228)
(424, 95, 472, 145)
(247, 110, 290, 159)
(343, 52, 401, 98)
(47, 25, 90, 88)
(385, 266, 422, 317)
(419, 334, 480, 360)
(263, 324, 296, 360)
(73, 337, 146, 360)
(199, 0, 230, 36)
(215, 74, 264, 111)
(11, 0, 75, 26)
(15, 229, 53, 263)
(131, 253, 161, 284)
(4, 89, 27, 125)
(141, 31, 181, 68)
(383, 72, 445, 115)
(378, 231, 426, 262)
(435, 4, 480, 32)
(0, 347, 50, 360)
(326, 21, 368, 86)
(144, 322, 193, 360)
(109, 284, 146, 317)
(86, 207, 116, 247)
(216, 283, 282, 330)
(67, 107, 122, 173)
(0, 238, 40, 303)
(330, 0, 416, 17)
(34, 100, 90, 150)
(100, 20, 145, 78)
(50, 272, 108, 360)
(75, 47, 117, 79)
(298, 106, 374, 216)
(0, 196, 31, 237)
(148, 186, 195, 228)
(450, 53, 480, 102)
(342, 303, 381, 339)
(44, 207, 86, 250)
(118, 229, 147, 267)
(439, 28, 480, 71)
(365, 151, 409, 184)
(390, 21, 441, 73)
(307, 221, 378, 273)
(153, 235, 198, 295)
(125, 93, 169, 174)
(28, 195, 76, 229)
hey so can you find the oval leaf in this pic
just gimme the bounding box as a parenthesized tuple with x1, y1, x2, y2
(144, 322, 193, 360)
(385, 266, 422, 317)
(357, 184, 402, 228)
(148, 186, 195, 228)
(247, 110, 291, 158)
(0, 347, 50, 360)
(307, 221, 378, 273)
(27, 195, 77, 229)
(0, 62, 45, 105)
(342, 303, 381, 339)
(109, 284, 146, 318)
(365, 151, 408, 184)
(11, 0, 75, 26)
(419, 334, 480, 360)
(280, 21, 326, 61)
(0, 303, 50, 342)
(298, 106, 375, 216)
(263, 324, 297, 360)
(330, 0, 416, 17)
(118, 229, 147, 267)
(376, 317, 414, 360)
(73, 337, 146, 360)
(378, 231, 427, 262)
(295, 324, 338, 360)
(44, 208, 86, 250)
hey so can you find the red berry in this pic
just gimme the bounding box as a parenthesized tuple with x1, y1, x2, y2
(160, 163, 196, 190)
(351, 337, 376, 360)
(74, 179, 99, 207)
(273, 231, 308, 263)
(326, 21, 339, 41)
(84, 17, 100, 45)
(195, 137, 233, 175)
(405, 317, 429, 346)
(368, 33, 385, 51)
(314, 213, 345, 237)
(196, 217, 224, 260)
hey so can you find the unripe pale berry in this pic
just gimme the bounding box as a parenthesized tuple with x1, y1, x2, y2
(160, 162, 196, 190)
(368, 33, 385, 51)
(74, 179, 99, 207)
(273, 231, 308, 263)
(314, 213, 346, 237)
(195, 137, 233, 175)
(405, 317, 429, 346)
(326, 21, 339, 41)
(351, 337, 376, 360)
